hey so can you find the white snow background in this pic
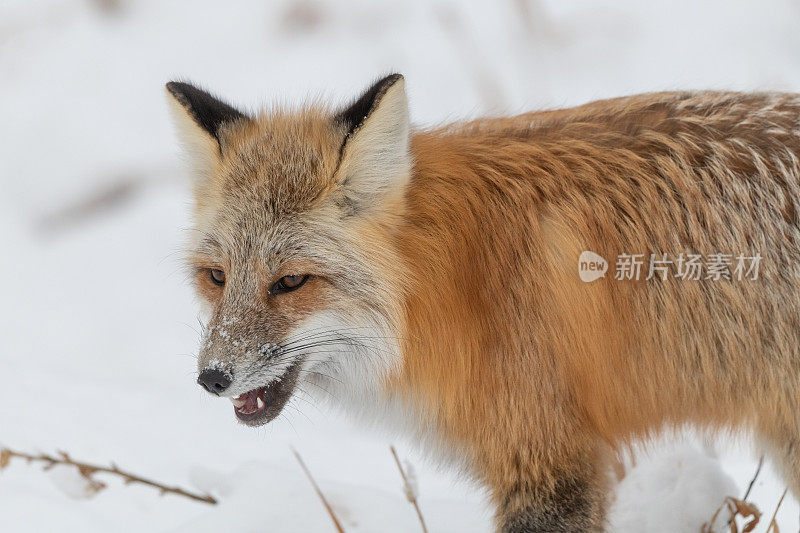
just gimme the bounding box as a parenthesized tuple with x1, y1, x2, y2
(1, 0, 799, 531)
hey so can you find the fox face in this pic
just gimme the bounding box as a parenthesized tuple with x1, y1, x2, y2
(167, 75, 410, 426)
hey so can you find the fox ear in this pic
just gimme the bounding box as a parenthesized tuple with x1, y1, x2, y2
(165, 81, 248, 178)
(333, 74, 411, 213)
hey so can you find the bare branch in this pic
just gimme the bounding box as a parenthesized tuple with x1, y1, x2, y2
(0, 447, 216, 505)
(720, 455, 766, 529)
(290, 447, 345, 533)
(742, 456, 764, 501)
(390, 445, 428, 533)
(766, 487, 789, 533)
(702, 496, 761, 532)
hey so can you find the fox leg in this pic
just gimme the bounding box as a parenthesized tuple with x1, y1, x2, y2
(757, 403, 800, 498)
(493, 447, 608, 533)
(766, 436, 800, 498)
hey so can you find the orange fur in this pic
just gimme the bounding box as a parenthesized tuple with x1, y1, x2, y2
(387, 92, 800, 529)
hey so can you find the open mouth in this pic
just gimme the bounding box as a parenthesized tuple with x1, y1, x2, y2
(229, 363, 301, 426)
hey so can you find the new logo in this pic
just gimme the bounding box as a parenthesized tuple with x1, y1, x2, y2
(578, 251, 608, 282)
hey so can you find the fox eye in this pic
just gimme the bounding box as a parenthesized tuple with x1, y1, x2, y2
(210, 269, 226, 286)
(271, 274, 309, 295)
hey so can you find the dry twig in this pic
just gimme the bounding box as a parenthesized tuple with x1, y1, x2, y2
(702, 496, 761, 533)
(291, 447, 345, 533)
(703, 455, 766, 532)
(766, 487, 789, 533)
(390, 445, 428, 533)
(742, 456, 764, 501)
(720, 455, 765, 530)
(0, 447, 215, 505)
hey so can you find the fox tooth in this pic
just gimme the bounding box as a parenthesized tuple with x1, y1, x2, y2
(257, 397, 265, 410)
(230, 397, 246, 408)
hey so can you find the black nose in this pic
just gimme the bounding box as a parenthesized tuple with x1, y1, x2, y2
(197, 368, 231, 395)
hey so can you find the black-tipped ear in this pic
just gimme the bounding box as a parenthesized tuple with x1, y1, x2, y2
(331, 74, 410, 214)
(334, 73, 404, 137)
(165, 81, 247, 145)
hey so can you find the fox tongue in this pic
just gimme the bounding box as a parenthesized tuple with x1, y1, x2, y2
(234, 389, 263, 415)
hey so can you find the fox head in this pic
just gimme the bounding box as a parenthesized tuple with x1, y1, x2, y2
(166, 75, 410, 425)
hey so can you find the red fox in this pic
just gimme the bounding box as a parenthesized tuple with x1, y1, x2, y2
(167, 74, 800, 532)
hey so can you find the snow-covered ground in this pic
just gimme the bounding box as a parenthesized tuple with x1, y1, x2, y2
(2, 0, 800, 531)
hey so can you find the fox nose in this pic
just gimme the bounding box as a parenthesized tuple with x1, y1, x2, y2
(197, 368, 231, 395)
